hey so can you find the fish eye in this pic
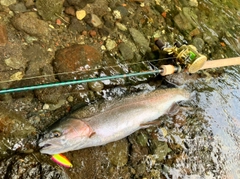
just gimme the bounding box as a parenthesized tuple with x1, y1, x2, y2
(50, 130, 62, 138)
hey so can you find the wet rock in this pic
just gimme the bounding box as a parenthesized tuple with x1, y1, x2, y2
(36, 0, 64, 21)
(11, 12, 49, 37)
(9, 2, 27, 13)
(67, 0, 96, 9)
(4, 57, 26, 69)
(22, 44, 52, 77)
(0, 154, 67, 178)
(182, 7, 199, 28)
(118, 42, 134, 60)
(65, 147, 109, 179)
(88, 81, 104, 92)
(0, 25, 7, 46)
(203, 28, 219, 45)
(105, 139, 129, 167)
(102, 14, 115, 29)
(54, 44, 102, 81)
(129, 28, 150, 54)
(192, 37, 205, 52)
(0, 104, 36, 160)
(112, 6, 128, 20)
(68, 17, 86, 33)
(174, 12, 193, 32)
(34, 87, 63, 104)
(0, 0, 16, 6)
(153, 141, 172, 162)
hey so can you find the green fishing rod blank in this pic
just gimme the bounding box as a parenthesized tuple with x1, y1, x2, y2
(0, 70, 162, 94)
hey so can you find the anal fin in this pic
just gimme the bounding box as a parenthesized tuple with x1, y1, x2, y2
(140, 120, 161, 127)
(167, 103, 180, 116)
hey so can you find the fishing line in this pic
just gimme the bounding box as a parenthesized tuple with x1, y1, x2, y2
(0, 57, 174, 84)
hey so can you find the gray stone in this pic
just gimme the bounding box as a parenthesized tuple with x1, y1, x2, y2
(118, 42, 134, 60)
(192, 37, 205, 52)
(11, 12, 49, 37)
(129, 28, 150, 54)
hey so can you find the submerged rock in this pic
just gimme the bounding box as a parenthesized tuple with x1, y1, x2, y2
(105, 139, 129, 167)
(36, 0, 64, 21)
(53, 44, 102, 81)
(0, 154, 67, 178)
(0, 104, 36, 160)
(129, 28, 150, 54)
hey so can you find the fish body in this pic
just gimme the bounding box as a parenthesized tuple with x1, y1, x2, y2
(39, 88, 190, 154)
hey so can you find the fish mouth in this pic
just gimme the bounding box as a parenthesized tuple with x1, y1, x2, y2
(39, 143, 51, 149)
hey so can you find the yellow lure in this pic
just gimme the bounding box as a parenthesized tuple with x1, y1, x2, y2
(51, 154, 73, 168)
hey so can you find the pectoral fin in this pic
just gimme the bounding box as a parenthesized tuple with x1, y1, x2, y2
(72, 119, 95, 137)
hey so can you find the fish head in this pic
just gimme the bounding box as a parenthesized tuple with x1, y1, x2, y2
(39, 119, 94, 154)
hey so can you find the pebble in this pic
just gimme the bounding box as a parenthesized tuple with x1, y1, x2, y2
(115, 22, 127, 31)
(0, 25, 8, 46)
(10, 71, 23, 81)
(76, 10, 86, 20)
(105, 39, 117, 51)
(42, 103, 49, 110)
(91, 14, 102, 27)
(112, 10, 122, 20)
(89, 30, 97, 37)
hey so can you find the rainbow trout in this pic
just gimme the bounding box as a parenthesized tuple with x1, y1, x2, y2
(39, 88, 190, 154)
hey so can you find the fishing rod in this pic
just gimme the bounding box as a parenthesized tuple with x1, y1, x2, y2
(0, 39, 239, 94)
